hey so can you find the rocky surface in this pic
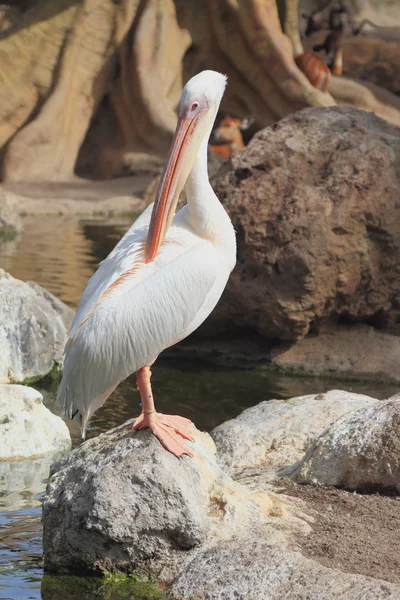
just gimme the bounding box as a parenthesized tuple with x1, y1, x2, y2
(169, 537, 400, 599)
(43, 421, 291, 575)
(272, 323, 400, 383)
(43, 395, 400, 597)
(206, 106, 400, 343)
(0, 270, 74, 383)
(211, 390, 378, 477)
(279, 481, 400, 587)
(286, 397, 400, 493)
(0, 385, 71, 461)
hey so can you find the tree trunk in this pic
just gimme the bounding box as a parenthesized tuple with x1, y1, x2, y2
(0, 0, 399, 182)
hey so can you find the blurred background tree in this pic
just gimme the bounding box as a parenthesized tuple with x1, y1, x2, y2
(0, 0, 399, 182)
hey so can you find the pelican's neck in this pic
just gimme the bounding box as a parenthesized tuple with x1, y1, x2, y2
(184, 136, 233, 245)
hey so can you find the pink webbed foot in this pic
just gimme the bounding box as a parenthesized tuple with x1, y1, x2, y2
(133, 411, 194, 458)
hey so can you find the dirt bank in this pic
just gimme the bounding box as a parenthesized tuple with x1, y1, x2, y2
(281, 479, 400, 585)
(1, 175, 153, 216)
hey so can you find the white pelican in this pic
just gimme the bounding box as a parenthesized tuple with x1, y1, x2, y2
(58, 70, 236, 457)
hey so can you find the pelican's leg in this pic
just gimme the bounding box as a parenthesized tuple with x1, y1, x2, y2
(133, 366, 194, 458)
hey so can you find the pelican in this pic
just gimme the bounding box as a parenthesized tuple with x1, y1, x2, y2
(58, 70, 236, 457)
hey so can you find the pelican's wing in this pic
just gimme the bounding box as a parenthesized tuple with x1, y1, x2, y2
(58, 230, 227, 429)
(68, 203, 154, 342)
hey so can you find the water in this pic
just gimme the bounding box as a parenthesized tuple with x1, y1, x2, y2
(0, 215, 398, 600)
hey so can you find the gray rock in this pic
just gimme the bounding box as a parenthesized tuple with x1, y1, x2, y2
(43, 422, 285, 575)
(43, 410, 400, 598)
(170, 537, 400, 600)
(211, 390, 378, 477)
(0, 270, 74, 383)
(0, 384, 71, 461)
(286, 398, 400, 493)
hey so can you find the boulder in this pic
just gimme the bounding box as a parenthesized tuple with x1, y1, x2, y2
(211, 390, 378, 477)
(170, 537, 400, 600)
(43, 421, 286, 575)
(0, 384, 71, 461)
(286, 397, 400, 493)
(0, 270, 74, 383)
(43, 411, 400, 598)
(207, 106, 400, 342)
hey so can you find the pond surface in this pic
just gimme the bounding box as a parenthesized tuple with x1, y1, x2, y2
(0, 215, 398, 600)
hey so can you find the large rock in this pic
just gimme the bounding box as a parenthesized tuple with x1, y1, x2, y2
(0, 385, 71, 461)
(211, 390, 378, 477)
(207, 106, 400, 342)
(286, 397, 400, 493)
(0, 270, 74, 383)
(43, 411, 400, 598)
(170, 537, 400, 600)
(43, 421, 285, 575)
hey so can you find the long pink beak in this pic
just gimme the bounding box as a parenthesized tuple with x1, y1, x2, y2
(145, 110, 206, 263)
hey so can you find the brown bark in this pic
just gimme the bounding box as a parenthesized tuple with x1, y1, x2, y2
(1, 0, 139, 181)
(0, 1, 78, 152)
(329, 75, 400, 127)
(78, 0, 191, 178)
(0, 0, 399, 182)
(279, 0, 303, 56)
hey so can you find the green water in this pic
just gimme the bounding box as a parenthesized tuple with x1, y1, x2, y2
(0, 216, 397, 600)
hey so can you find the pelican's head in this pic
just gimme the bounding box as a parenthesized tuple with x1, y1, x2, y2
(178, 70, 227, 122)
(145, 70, 227, 262)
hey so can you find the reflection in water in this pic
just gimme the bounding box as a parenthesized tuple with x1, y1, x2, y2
(0, 457, 61, 514)
(0, 230, 20, 267)
(46, 361, 399, 448)
(41, 574, 166, 600)
(0, 508, 43, 600)
(0, 216, 133, 309)
(0, 215, 399, 600)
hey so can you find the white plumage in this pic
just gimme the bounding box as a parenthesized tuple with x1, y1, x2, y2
(58, 70, 236, 446)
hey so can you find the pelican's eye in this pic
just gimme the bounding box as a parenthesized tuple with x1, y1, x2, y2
(191, 102, 199, 111)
